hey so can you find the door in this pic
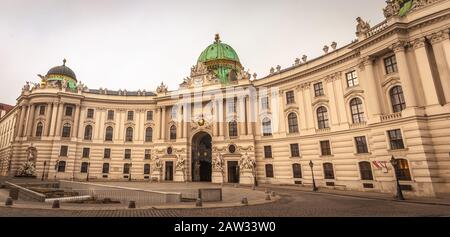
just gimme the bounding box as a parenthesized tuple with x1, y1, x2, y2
(165, 161, 174, 181)
(227, 161, 240, 183)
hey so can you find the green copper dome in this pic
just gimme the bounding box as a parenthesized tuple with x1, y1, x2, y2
(197, 34, 243, 85)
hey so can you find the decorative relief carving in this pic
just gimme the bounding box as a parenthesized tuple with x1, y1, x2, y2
(412, 37, 426, 49)
(384, 0, 443, 19)
(427, 29, 450, 45)
(390, 41, 407, 53)
(325, 72, 342, 83)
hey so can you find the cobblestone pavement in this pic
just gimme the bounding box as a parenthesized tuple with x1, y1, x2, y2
(1, 187, 450, 217)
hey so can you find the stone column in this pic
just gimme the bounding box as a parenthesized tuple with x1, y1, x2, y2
(334, 76, 348, 124)
(17, 105, 27, 137)
(325, 76, 339, 125)
(246, 96, 253, 135)
(302, 83, 314, 130)
(72, 104, 81, 138)
(391, 42, 419, 108)
(49, 102, 59, 137)
(44, 103, 53, 136)
(218, 99, 224, 137)
(54, 103, 64, 136)
(183, 103, 189, 138)
(161, 106, 166, 140)
(361, 57, 382, 118)
(177, 105, 182, 139)
(412, 37, 441, 106)
(25, 104, 36, 137)
(239, 97, 246, 136)
(297, 89, 307, 131)
(155, 108, 161, 140)
(428, 30, 450, 104)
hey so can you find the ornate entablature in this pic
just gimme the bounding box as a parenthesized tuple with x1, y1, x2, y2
(383, 0, 443, 19)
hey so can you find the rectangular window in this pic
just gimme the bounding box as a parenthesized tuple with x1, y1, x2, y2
(355, 136, 369, 154)
(292, 164, 302, 178)
(145, 149, 151, 160)
(82, 148, 90, 158)
(144, 164, 151, 175)
(261, 97, 269, 110)
(65, 106, 73, 116)
(107, 110, 114, 120)
(60, 145, 68, 157)
(127, 111, 134, 121)
(384, 55, 398, 74)
(286, 91, 295, 104)
(39, 105, 46, 115)
(265, 164, 274, 178)
(87, 109, 94, 119)
(104, 148, 111, 159)
(314, 82, 324, 97)
(146, 111, 153, 121)
(123, 163, 131, 174)
(80, 162, 89, 173)
(388, 129, 405, 150)
(264, 146, 273, 159)
(124, 149, 131, 159)
(346, 71, 359, 87)
(290, 144, 300, 158)
(102, 163, 110, 174)
(320, 140, 332, 156)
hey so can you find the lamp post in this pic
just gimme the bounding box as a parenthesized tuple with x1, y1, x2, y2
(54, 160, 59, 180)
(41, 161, 47, 181)
(128, 163, 132, 181)
(309, 160, 318, 192)
(86, 162, 90, 182)
(390, 156, 405, 200)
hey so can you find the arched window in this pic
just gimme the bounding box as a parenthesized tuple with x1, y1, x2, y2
(62, 123, 71, 137)
(350, 98, 365, 124)
(84, 125, 93, 140)
(35, 122, 43, 137)
(265, 164, 274, 178)
(262, 118, 272, 136)
(170, 125, 177, 140)
(395, 159, 412, 181)
(317, 106, 329, 129)
(390, 86, 406, 113)
(125, 127, 133, 142)
(288, 113, 299, 133)
(145, 127, 153, 142)
(57, 161, 66, 172)
(358, 161, 373, 181)
(105, 126, 113, 141)
(229, 120, 238, 137)
(292, 164, 302, 178)
(323, 163, 335, 179)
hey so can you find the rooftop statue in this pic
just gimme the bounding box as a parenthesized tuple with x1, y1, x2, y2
(356, 17, 371, 37)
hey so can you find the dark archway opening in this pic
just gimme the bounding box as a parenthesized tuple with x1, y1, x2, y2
(192, 132, 212, 182)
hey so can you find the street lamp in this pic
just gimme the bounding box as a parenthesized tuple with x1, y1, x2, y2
(86, 162, 90, 182)
(41, 161, 47, 181)
(54, 160, 59, 180)
(390, 156, 405, 200)
(309, 160, 318, 192)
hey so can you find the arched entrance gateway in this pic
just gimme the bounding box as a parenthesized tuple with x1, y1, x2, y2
(191, 132, 212, 182)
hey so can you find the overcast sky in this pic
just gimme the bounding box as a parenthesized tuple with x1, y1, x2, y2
(0, 0, 385, 105)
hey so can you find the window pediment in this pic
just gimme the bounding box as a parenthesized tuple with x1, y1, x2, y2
(312, 97, 329, 107)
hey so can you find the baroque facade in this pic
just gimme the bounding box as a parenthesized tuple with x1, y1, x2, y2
(1, 0, 450, 197)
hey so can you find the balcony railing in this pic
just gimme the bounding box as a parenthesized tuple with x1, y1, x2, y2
(349, 122, 368, 129)
(366, 20, 388, 38)
(380, 112, 402, 122)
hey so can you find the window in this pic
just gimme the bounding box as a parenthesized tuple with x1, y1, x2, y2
(359, 161, 373, 181)
(290, 144, 300, 158)
(87, 109, 94, 119)
(62, 123, 71, 137)
(80, 162, 89, 173)
(127, 111, 134, 121)
(346, 71, 359, 87)
(82, 148, 90, 158)
(264, 146, 272, 159)
(320, 140, 332, 156)
(84, 125, 93, 140)
(145, 149, 151, 160)
(171, 106, 178, 120)
(57, 161, 66, 172)
(355, 136, 369, 154)
(146, 111, 153, 121)
(265, 164, 274, 178)
(104, 148, 111, 159)
(261, 97, 269, 110)
(314, 82, 324, 97)
(125, 127, 133, 142)
(124, 149, 131, 159)
(35, 122, 43, 137)
(65, 106, 73, 116)
(323, 163, 335, 179)
(262, 118, 272, 136)
(388, 129, 405, 150)
(350, 98, 365, 124)
(107, 110, 114, 120)
(229, 121, 238, 137)
(144, 164, 151, 175)
(145, 127, 153, 142)
(288, 113, 299, 133)
(123, 163, 131, 174)
(227, 98, 236, 113)
(384, 55, 398, 74)
(105, 126, 113, 141)
(395, 159, 412, 181)
(292, 164, 302, 178)
(170, 125, 177, 140)
(60, 145, 68, 157)
(286, 91, 295, 104)
(390, 86, 406, 113)
(317, 106, 329, 129)
(102, 163, 110, 174)
(39, 105, 46, 115)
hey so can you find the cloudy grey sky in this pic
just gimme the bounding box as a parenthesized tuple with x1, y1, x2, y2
(0, 0, 385, 105)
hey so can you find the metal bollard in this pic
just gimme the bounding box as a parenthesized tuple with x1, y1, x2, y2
(196, 198, 202, 207)
(52, 200, 60, 209)
(128, 201, 136, 209)
(5, 197, 13, 206)
(9, 188, 19, 200)
(241, 197, 248, 205)
(265, 194, 271, 201)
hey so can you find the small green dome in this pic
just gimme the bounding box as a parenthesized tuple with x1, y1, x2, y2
(198, 34, 240, 63)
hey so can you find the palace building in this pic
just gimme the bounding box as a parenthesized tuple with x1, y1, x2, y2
(0, 0, 449, 197)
